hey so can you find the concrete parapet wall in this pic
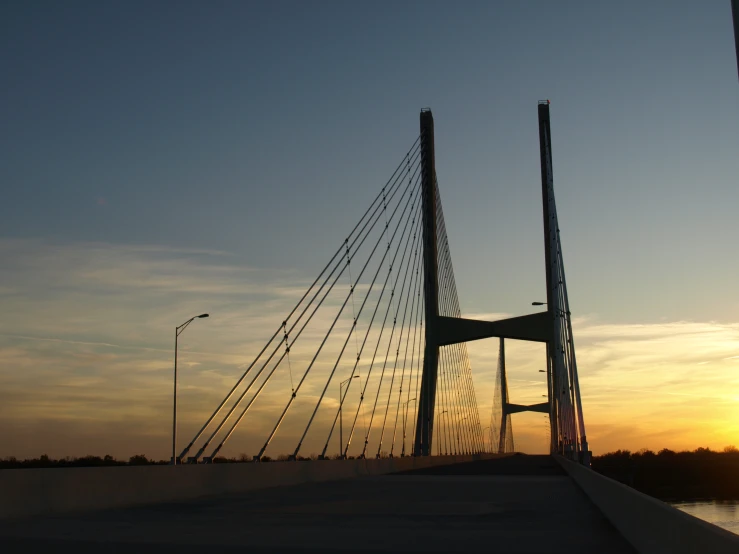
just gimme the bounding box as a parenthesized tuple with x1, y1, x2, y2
(556, 455, 739, 554)
(0, 453, 499, 519)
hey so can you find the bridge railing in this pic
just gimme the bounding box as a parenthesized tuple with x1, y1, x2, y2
(556, 455, 739, 553)
(0, 454, 503, 519)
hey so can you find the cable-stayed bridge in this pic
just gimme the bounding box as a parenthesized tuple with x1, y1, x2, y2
(4, 104, 738, 554)
(176, 102, 588, 467)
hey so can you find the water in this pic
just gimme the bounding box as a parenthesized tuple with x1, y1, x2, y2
(670, 500, 739, 536)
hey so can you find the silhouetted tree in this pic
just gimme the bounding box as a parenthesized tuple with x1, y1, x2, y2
(128, 454, 149, 466)
(592, 447, 739, 500)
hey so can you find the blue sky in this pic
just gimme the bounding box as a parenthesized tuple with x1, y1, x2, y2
(1, 1, 739, 458)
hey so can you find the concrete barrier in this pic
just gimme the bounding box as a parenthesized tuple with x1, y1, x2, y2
(0, 453, 500, 519)
(556, 455, 739, 554)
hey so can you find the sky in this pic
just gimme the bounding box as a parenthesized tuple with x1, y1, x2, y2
(1, 0, 738, 460)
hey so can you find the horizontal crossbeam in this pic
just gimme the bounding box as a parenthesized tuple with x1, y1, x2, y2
(505, 402, 550, 415)
(435, 312, 551, 346)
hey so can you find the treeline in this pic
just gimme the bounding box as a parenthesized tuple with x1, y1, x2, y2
(592, 446, 739, 500)
(0, 454, 167, 469)
(0, 452, 373, 469)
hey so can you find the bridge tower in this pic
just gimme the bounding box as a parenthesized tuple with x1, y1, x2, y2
(413, 109, 440, 457)
(537, 101, 588, 462)
(489, 103, 589, 462)
(491, 338, 550, 453)
(181, 104, 589, 465)
(411, 103, 589, 463)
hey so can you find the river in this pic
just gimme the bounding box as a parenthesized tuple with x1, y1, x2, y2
(670, 500, 739, 536)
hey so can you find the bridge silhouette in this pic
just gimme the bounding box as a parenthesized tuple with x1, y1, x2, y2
(174, 102, 589, 467)
(2, 104, 737, 554)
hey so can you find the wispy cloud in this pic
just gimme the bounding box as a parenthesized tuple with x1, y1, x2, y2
(0, 239, 428, 459)
(1, 238, 738, 459)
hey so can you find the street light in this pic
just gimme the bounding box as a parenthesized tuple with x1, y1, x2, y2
(458, 416, 468, 455)
(401, 397, 417, 457)
(439, 410, 448, 455)
(339, 375, 359, 458)
(532, 301, 570, 316)
(172, 313, 209, 465)
(482, 426, 490, 453)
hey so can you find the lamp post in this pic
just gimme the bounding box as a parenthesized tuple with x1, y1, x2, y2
(401, 397, 417, 456)
(438, 410, 448, 455)
(172, 313, 209, 465)
(458, 415, 468, 455)
(339, 375, 359, 458)
(533, 301, 569, 316)
(482, 426, 490, 453)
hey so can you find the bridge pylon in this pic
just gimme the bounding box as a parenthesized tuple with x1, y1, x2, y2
(179, 104, 588, 465)
(413, 109, 440, 457)
(411, 103, 589, 464)
(491, 337, 551, 454)
(537, 101, 589, 463)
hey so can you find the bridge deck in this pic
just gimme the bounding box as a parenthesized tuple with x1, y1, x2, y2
(0, 456, 635, 553)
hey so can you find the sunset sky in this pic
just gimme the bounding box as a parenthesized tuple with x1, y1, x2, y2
(2, 1, 738, 459)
